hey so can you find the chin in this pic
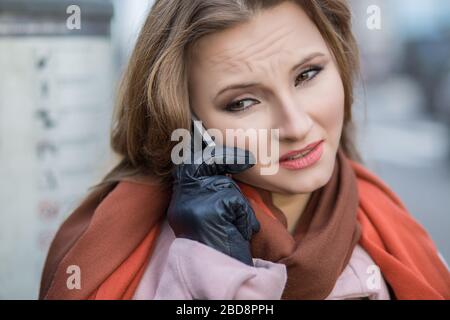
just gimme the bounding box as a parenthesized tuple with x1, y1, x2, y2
(278, 163, 333, 194)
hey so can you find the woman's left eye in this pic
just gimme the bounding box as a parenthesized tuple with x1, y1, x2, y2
(295, 65, 323, 86)
(223, 65, 324, 114)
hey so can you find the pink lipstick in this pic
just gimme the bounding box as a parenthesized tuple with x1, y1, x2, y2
(279, 140, 324, 170)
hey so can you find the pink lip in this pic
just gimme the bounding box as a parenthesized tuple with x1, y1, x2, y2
(279, 139, 324, 162)
(279, 140, 324, 170)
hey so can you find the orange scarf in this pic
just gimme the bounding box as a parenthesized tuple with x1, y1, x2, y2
(39, 152, 450, 300)
(239, 148, 362, 299)
(239, 154, 450, 299)
(352, 160, 450, 299)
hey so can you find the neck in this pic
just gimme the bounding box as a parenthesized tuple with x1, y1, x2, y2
(271, 191, 312, 234)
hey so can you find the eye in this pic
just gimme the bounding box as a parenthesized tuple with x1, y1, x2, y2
(224, 98, 259, 113)
(223, 65, 323, 113)
(295, 65, 323, 87)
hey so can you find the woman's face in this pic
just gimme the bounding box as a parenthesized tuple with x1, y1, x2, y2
(188, 1, 345, 194)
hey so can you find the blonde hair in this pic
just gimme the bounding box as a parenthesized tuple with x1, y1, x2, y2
(93, 0, 361, 197)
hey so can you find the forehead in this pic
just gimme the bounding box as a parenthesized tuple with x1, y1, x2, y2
(189, 1, 326, 75)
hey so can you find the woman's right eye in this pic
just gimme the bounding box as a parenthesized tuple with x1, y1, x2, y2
(224, 98, 260, 113)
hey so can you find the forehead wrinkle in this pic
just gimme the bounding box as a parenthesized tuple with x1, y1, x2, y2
(225, 24, 292, 61)
(211, 26, 297, 76)
(245, 28, 296, 61)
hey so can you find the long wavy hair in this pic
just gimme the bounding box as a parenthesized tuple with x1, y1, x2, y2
(91, 0, 361, 199)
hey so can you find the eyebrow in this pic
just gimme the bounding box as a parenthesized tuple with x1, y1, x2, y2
(213, 52, 325, 100)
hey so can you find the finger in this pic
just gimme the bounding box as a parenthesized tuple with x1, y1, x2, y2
(245, 200, 261, 235)
(177, 145, 256, 179)
(231, 198, 259, 241)
(203, 145, 256, 176)
(239, 198, 260, 237)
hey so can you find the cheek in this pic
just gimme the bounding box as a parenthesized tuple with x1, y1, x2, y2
(201, 113, 268, 156)
(308, 67, 345, 145)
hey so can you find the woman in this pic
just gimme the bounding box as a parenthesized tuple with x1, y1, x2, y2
(39, 0, 450, 300)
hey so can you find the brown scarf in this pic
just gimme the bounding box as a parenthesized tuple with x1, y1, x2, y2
(40, 147, 450, 299)
(40, 148, 361, 299)
(239, 148, 361, 299)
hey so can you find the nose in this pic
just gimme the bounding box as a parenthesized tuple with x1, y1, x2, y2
(274, 92, 313, 142)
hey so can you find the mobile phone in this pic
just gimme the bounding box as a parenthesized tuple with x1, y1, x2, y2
(191, 113, 216, 164)
(191, 113, 216, 149)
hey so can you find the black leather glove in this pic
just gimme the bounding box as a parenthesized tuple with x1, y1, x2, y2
(167, 144, 260, 266)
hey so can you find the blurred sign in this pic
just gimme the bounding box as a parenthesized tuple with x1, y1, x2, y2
(0, 0, 114, 298)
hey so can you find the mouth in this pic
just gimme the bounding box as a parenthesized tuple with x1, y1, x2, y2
(279, 139, 324, 162)
(278, 140, 325, 170)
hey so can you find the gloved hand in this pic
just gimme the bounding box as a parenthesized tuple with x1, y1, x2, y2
(167, 144, 260, 266)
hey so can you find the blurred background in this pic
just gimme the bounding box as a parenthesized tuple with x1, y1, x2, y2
(0, 0, 448, 299)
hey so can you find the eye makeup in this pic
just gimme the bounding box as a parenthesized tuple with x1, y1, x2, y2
(223, 64, 325, 113)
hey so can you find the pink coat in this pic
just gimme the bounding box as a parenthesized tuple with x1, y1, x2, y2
(132, 217, 391, 300)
